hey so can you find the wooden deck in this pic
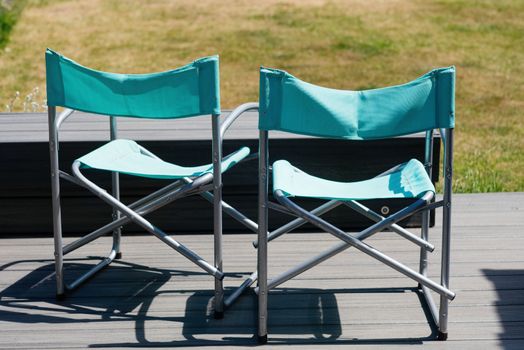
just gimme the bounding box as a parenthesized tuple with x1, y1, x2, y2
(0, 192, 523, 349)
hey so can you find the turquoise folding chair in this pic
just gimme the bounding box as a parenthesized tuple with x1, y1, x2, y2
(46, 49, 256, 318)
(229, 66, 456, 342)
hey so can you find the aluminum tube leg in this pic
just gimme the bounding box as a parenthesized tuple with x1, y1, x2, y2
(48, 106, 65, 300)
(224, 271, 258, 308)
(257, 130, 269, 344)
(110, 116, 122, 259)
(419, 211, 430, 279)
(438, 128, 453, 340)
(111, 178, 122, 260)
(419, 130, 434, 282)
(72, 163, 224, 280)
(212, 114, 224, 319)
(421, 285, 439, 327)
(68, 249, 117, 290)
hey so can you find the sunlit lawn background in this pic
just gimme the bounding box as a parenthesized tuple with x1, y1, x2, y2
(0, 0, 522, 192)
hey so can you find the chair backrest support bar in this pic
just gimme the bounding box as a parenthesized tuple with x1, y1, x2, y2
(424, 129, 434, 176)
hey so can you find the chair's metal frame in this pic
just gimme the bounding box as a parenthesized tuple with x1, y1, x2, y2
(226, 117, 455, 342)
(48, 103, 259, 318)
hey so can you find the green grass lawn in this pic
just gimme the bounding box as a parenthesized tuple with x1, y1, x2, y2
(0, 0, 522, 192)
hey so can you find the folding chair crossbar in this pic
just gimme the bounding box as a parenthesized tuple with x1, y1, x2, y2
(274, 189, 455, 300)
(60, 168, 238, 256)
(71, 161, 224, 280)
(61, 146, 248, 257)
(226, 196, 438, 308)
(56, 172, 222, 293)
(250, 192, 451, 296)
(62, 177, 196, 255)
(227, 196, 437, 306)
(253, 199, 433, 251)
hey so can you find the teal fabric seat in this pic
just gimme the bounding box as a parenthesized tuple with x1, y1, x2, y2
(78, 139, 250, 179)
(273, 158, 435, 201)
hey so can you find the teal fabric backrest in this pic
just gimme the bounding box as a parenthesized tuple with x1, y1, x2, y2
(46, 49, 220, 118)
(259, 66, 455, 140)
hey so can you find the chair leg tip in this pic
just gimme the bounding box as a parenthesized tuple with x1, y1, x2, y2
(213, 311, 224, 319)
(115, 252, 122, 259)
(257, 334, 267, 344)
(56, 293, 66, 301)
(437, 331, 448, 341)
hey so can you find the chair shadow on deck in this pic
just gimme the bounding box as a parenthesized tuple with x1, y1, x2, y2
(0, 257, 442, 347)
(0, 258, 176, 322)
(483, 269, 524, 350)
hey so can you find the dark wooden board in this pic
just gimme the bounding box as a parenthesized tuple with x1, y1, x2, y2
(0, 112, 440, 235)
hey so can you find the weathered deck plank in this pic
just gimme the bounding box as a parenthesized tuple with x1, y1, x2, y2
(0, 192, 523, 349)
